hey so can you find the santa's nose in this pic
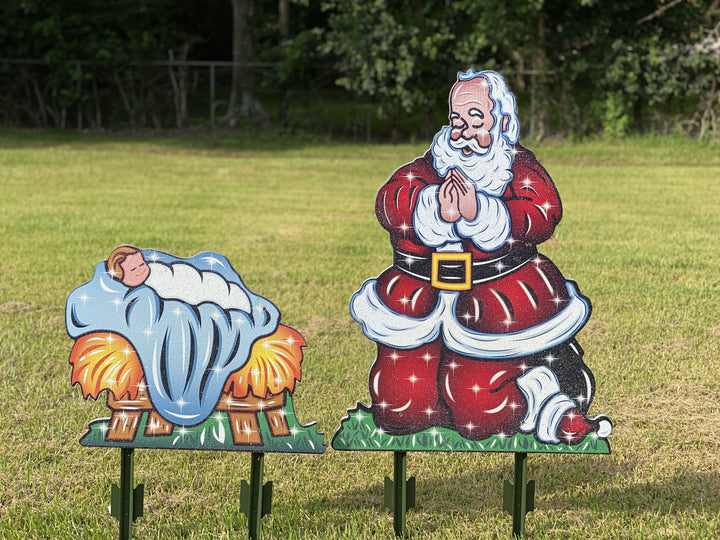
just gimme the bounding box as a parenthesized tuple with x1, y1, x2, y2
(450, 128, 473, 141)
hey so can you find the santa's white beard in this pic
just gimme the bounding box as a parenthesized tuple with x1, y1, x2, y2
(145, 261, 252, 312)
(430, 126, 515, 197)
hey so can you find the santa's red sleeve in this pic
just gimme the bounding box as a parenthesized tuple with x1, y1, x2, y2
(504, 147, 562, 246)
(375, 154, 439, 243)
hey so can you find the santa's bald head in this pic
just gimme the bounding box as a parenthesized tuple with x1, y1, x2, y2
(449, 70, 519, 154)
(431, 70, 520, 196)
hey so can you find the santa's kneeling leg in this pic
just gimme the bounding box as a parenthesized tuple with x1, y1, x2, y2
(439, 347, 611, 443)
(369, 341, 451, 434)
(516, 364, 612, 444)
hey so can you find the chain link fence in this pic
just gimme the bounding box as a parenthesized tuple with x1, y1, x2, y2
(7, 59, 712, 141)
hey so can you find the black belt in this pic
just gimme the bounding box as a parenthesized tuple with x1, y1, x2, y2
(393, 246, 537, 290)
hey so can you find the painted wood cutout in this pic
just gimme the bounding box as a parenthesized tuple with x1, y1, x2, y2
(334, 69, 611, 454)
(67, 247, 324, 454)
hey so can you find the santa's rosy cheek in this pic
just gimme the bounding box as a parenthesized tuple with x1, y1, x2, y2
(477, 133, 492, 147)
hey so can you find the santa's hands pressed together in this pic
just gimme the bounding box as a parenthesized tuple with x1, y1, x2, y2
(439, 167, 478, 222)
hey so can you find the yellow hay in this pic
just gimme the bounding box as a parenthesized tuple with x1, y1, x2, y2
(69, 332, 143, 400)
(223, 324, 305, 398)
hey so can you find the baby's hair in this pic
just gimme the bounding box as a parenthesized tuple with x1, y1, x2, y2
(107, 245, 141, 282)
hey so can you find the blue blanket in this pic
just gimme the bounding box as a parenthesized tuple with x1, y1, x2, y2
(66, 250, 279, 426)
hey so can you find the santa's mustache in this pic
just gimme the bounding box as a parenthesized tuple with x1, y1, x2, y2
(448, 133, 488, 156)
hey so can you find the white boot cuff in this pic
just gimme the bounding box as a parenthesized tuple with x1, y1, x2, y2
(536, 393, 575, 444)
(517, 366, 562, 433)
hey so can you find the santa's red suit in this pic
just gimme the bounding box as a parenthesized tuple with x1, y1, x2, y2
(351, 144, 610, 444)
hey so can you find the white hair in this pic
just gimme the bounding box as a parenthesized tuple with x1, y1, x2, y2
(457, 69, 519, 145)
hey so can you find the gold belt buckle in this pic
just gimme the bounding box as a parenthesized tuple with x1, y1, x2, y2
(431, 252, 472, 291)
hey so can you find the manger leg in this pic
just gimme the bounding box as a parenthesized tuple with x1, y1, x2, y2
(265, 407, 291, 437)
(144, 411, 174, 436)
(111, 448, 144, 540)
(228, 411, 263, 446)
(106, 410, 142, 442)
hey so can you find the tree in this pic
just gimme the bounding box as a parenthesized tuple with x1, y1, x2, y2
(689, 12, 720, 136)
(320, 1, 469, 140)
(593, 0, 720, 136)
(0, 0, 206, 128)
(321, 0, 720, 139)
(223, 0, 331, 129)
(222, 0, 269, 126)
(1, 0, 717, 136)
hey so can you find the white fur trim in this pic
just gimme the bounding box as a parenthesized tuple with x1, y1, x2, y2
(597, 418, 612, 438)
(350, 278, 443, 349)
(412, 185, 459, 247)
(455, 193, 510, 251)
(535, 393, 575, 444)
(350, 280, 590, 359)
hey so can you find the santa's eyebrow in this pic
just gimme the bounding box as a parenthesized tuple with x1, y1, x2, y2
(468, 108, 485, 118)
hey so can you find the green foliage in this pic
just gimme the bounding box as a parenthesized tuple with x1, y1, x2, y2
(0, 0, 211, 62)
(601, 19, 720, 136)
(333, 403, 610, 454)
(1, 2, 719, 136)
(600, 92, 632, 139)
(320, 1, 455, 118)
(0, 0, 217, 128)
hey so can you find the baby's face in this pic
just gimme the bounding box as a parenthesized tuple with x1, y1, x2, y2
(120, 252, 150, 287)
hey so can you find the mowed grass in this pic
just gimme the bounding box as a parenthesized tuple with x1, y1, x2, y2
(1, 129, 719, 538)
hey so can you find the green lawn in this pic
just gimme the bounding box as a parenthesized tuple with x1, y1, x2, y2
(1, 129, 719, 538)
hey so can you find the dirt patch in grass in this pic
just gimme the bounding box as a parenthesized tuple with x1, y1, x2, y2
(0, 301, 34, 313)
(301, 314, 354, 339)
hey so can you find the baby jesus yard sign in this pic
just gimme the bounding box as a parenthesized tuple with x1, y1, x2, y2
(67, 246, 324, 453)
(67, 247, 324, 538)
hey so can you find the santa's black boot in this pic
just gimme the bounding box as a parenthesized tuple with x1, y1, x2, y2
(517, 365, 611, 444)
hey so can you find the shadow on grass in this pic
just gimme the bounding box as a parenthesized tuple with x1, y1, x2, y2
(305, 452, 719, 520)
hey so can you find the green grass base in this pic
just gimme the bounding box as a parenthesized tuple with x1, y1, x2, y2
(79, 395, 326, 454)
(332, 403, 610, 454)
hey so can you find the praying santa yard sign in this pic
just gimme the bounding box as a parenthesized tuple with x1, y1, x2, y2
(333, 69, 612, 454)
(331, 69, 612, 537)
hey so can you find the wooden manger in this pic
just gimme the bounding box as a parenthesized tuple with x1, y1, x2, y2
(70, 323, 303, 448)
(105, 382, 291, 445)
